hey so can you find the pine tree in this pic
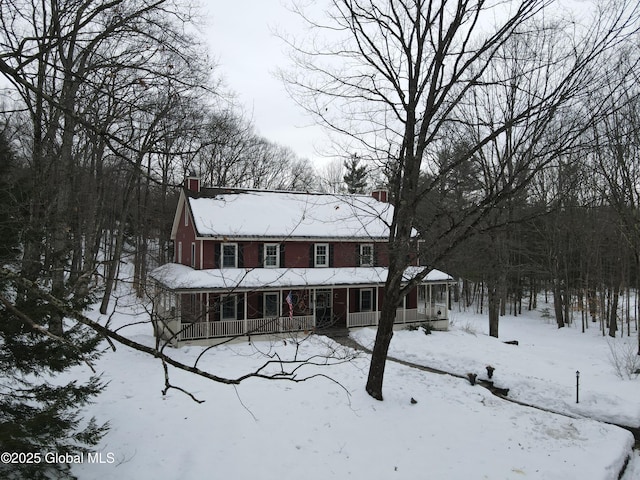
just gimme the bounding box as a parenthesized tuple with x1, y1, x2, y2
(343, 155, 368, 193)
(0, 132, 108, 480)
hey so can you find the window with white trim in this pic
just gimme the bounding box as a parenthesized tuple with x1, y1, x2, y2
(177, 242, 183, 264)
(221, 295, 237, 320)
(221, 243, 237, 268)
(360, 288, 373, 312)
(360, 244, 373, 266)
(264, 243, 279, 268)
(191, 242, 196, 268)
(184, 203, 189, 226)
(264, 292, 279, 317)
(314, 243, 329, 267)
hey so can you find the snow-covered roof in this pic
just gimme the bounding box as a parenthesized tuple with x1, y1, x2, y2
(186, 189, 395, 239)
(150, 263, 454, 291)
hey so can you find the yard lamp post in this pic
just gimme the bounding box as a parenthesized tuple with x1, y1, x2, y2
(576, 370, 580, 404)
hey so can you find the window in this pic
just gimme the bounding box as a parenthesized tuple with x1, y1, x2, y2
(221, 295, 237, 320)
(191, 242, 196, 268)
(264, 243, 280, 268)
(314, 243, 329, 267)
(184, 203, 189, 226)
(177, 242, 183, 264)
(264, 292, 279, 317)
(360, 244, 373, 266)
(221, 243, 237, 268)
(360, 288, 373, 312)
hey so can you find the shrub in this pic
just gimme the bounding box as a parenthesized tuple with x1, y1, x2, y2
(607, 338, 640, 380)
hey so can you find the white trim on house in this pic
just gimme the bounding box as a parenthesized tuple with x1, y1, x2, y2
(221, 243, 238, 269)
(263, 243, 279, 268)
(314, 243, 329, 267)
(360, 243, 373, 266)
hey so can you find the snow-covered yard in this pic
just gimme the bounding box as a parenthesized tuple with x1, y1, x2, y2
(71, 295, 639, 480)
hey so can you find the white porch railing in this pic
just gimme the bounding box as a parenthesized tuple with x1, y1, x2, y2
(418, 303, 448, 318)
(348, 311, 380, 327)
(346, 307, 447, 328)
(280, 315, 315, 332)
(178, 315, 316, 341)
(176, 308, 447, 341)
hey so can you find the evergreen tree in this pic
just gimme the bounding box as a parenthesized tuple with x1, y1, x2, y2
(0, 131, 107, 480)
(343, 155, 368, 193)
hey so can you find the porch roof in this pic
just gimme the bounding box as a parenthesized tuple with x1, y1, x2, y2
(150, 263, 453, 292)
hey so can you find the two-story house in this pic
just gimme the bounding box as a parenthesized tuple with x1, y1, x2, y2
(150, 176, 453, 345)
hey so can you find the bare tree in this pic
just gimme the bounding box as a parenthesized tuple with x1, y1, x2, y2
(317, 158, 346, 193)
(589, 50, 640, 345)
(0, 0, 215, 318)
(283, 0, 640, 399)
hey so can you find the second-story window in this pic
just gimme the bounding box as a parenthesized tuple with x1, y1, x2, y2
(221, 243, 237, 268)
(264, 243, 279, 268)
(360, 244, 374, 266)
(314, 243, 329, 267)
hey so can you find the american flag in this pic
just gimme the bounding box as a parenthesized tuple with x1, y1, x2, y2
(286, 291, 293, 320)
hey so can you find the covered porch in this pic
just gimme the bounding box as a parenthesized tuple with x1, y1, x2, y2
(150, 265, 453, 345)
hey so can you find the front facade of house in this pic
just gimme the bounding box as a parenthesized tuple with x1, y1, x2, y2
(150, 176, 453, 345)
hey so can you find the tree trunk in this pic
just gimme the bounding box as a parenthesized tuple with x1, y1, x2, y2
(553, 281, 565, 328)
(365, 248, 406, 400)
(608, 283, 619, 338)
(488, 280, 500, 338)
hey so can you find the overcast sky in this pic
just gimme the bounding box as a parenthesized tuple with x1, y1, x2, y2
(204, 1, 330, 166)
(201, 1, 592, 168)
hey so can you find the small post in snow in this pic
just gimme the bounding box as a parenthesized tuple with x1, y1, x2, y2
(575, 370, 580, 404)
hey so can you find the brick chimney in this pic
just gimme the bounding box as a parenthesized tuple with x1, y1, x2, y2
(371, 187, 389, 203)
(185, 174, 200, 193)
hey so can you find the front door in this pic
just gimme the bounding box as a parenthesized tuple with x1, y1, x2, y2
(315, 289, 333, 328)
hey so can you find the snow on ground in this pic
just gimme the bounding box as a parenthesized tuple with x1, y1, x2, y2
(69, 292, 638, 480)
(351, 308, 640, 428)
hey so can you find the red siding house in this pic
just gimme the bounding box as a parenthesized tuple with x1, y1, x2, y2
(150, 176, 452, 345)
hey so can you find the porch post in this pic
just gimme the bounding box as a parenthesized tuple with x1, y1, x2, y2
(280, 288, 284, 332)
(445, 281, 449, 320)
(346, 287, 350, 328)
(312, 288, 317, 328)
(176, 292, 182, 342)
(244, 291, 248, 334)
(375, 286, 379, 325)
(205, 293, 210, 338)
(403, 295, 406, 323)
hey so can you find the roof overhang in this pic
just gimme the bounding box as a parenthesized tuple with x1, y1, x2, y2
(150, 264, 454, 293)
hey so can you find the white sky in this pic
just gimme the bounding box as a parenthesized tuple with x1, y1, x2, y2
(200, 1, 596, 169)
(203, 1, 331, 166)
